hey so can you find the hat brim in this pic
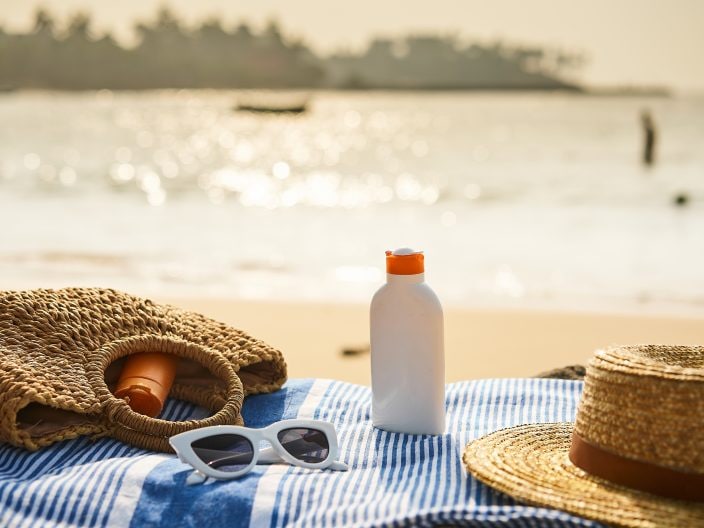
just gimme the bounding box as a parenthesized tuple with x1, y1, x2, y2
(463, 423, 704, 528)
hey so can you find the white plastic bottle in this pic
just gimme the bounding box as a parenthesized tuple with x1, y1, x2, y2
(370, 248, 445, 435)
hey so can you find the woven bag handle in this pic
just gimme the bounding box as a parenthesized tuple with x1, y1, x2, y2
(87, 335, 245, 452)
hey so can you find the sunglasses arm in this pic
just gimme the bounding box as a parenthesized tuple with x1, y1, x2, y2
(186, 470, 208, 485)
(329, 460, 349, 471)
(258, 446, 347, 471)
(258, 446, 286, 465)
(182, 447, 301, 484)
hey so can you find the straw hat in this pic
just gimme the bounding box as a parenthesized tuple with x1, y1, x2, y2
(463, 345, 704, 528)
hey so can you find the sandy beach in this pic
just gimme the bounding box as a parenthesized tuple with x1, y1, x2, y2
(160, 297, 704, 385)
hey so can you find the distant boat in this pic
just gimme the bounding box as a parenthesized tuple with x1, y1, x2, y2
(234, 100, 308, 115)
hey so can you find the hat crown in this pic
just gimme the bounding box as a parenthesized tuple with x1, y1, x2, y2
(574, 345, 704, 474)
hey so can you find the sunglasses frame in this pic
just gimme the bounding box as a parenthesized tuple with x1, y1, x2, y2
(169, 419, 347, 481)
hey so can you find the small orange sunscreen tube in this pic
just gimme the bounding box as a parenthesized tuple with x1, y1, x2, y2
(114, 353, 177, 417)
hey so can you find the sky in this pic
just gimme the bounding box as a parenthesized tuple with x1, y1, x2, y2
(1, 0, 703, 91)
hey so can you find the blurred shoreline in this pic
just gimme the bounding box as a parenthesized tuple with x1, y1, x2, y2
(0, 87, 681, 96)
(2, 91, 702, 319)
(2, 253, 703, 318)
(157, 297, 704, 384)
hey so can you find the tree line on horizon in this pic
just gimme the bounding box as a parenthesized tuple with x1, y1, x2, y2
(0, 8, 585, 91)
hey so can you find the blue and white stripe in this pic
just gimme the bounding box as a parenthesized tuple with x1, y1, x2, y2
(0, 378, 602, 527)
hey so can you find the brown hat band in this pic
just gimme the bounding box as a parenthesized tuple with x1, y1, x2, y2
(569, 433, 704, 502)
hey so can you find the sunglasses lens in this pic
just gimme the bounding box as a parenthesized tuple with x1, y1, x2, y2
(190, 434, 254, 473)
(277, 428, 330, 463)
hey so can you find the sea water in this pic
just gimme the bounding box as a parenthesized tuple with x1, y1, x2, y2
(0, 90, 702, 314)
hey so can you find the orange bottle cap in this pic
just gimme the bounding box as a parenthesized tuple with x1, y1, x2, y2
(114, 353, 177, 417)
(386, 248, 424, 275)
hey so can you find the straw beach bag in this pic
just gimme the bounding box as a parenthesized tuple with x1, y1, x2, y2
(463, 345, 704, 527)
(0, 288, 287, 452)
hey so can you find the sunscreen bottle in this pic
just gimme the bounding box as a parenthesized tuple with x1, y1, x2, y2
(370, 248, 445, 434)
(115, 353, 177, 417)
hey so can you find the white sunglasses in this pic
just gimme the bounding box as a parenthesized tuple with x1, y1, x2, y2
(170, 419, 348, 484)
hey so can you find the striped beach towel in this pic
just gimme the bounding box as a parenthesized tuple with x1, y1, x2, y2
(0, 378, 602, 527)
